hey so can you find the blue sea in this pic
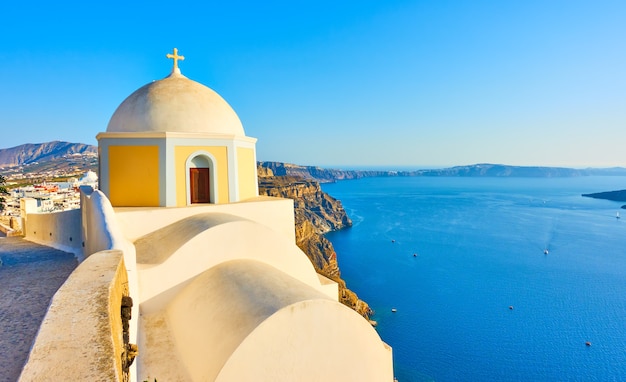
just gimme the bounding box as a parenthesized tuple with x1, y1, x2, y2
(322, 176, 626, 382)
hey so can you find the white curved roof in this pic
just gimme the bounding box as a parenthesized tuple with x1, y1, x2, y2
(106, 70, 245, 136)
(143, 260, 392, 381)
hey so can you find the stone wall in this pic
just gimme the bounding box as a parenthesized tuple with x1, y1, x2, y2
(19, 250, 135, 382)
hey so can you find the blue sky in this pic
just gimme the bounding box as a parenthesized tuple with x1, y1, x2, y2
(1, 0, 624, 168)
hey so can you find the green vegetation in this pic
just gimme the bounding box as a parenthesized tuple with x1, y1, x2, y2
(0, 175, 8, 212)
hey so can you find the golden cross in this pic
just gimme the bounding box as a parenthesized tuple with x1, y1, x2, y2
(166, 48, 185, 70)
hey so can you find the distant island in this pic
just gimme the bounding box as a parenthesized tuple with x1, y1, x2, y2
(582, 190, 626, 209)
(259, 162, 626, 182)
(417, 164, 626, 178)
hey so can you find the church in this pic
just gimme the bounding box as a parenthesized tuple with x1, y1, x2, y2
(98, 48, 258, 208)
(19, 49, 393, 381)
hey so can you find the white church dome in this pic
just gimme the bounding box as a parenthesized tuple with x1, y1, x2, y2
(107, 66, 245, 136)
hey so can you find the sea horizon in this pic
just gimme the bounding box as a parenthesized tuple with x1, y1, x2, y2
(296, 163, 626, 172)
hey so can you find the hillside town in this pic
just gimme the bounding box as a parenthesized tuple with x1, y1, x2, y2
(0, 152, 98, 234)
(3, 171, 98, 213)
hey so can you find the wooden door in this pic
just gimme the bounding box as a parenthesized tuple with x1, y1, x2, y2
(190, 168, 210, 203)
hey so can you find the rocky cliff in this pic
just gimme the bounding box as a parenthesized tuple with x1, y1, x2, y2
(258, 161, 395, 183)
(258, 168, 372, 319)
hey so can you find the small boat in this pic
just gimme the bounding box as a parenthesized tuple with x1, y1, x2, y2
(413, 253, 417, 257)
(391, 308, 397, 313)
(544, 249, 549, 255)
(585, 341, 592, 347)
(509, 306, 514, 310)
(617, 212, 620, 219)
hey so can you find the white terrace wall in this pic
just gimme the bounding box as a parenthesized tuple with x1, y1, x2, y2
(20, 250, 129, 382)
(80, 186, 140, 382)
(20, 187, 137, 263)
(80, 186, 134, 258)
(23, 208, 83, 258)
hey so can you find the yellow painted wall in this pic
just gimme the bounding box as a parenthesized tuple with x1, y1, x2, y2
(109, 146, 160, 206)
(237, 147, 257, 200)
(175, 146, 229, 206)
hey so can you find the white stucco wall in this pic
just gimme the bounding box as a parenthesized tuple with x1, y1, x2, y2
(79, 188, 140, 382)
(114, 196, 296, 242)
(81, 187, 133, 258)
(23, 209, 83, 258)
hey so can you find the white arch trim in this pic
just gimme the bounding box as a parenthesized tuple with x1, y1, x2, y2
(185, 150, 219, 205)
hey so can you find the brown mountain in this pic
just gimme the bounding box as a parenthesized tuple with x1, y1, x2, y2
(0, 141, 97, 167)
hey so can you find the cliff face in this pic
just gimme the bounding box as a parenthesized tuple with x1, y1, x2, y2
(259, 161, 394, 183)
(258, 169, 372, 318)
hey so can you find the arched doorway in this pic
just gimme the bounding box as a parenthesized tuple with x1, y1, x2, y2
(186, 154, 216, 204)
